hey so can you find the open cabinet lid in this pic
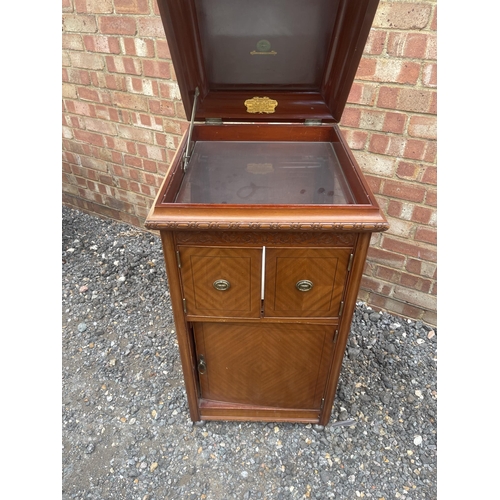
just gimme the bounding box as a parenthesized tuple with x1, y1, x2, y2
(156, 0, 380, 123)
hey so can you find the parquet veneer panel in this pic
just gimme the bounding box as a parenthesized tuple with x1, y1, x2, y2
(194, 322, 335, 409)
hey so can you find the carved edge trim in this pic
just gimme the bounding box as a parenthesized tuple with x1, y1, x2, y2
(144, 221, 389, 232)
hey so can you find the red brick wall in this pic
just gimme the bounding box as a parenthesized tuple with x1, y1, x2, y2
(62, 0, 437, 325)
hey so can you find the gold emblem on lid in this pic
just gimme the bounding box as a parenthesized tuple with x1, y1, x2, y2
(244, 96, 278, 114)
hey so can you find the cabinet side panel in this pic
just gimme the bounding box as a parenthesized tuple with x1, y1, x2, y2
(160, 231, 201, 421)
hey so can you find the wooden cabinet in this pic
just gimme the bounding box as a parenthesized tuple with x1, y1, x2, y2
(145, 0, 389, 426)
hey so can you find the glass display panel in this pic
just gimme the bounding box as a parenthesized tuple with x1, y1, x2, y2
(175, 141, 355, 205)
(194, 0, 340, 88)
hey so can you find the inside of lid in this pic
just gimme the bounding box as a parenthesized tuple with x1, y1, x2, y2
(195, 0, 340, 90)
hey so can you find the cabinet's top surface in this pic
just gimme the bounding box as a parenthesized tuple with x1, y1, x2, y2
(156, 0, 380, 122)
(176, 141, 356, 205)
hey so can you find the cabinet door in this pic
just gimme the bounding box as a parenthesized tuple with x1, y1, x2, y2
(194, 322, 335, 409)
(179, 246, 262, 317)
(264, 247, 351, 317)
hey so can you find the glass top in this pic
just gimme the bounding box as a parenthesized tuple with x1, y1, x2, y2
(175, 141, 355, 205)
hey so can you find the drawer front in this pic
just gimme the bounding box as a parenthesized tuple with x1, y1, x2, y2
(179, 246, 262, 317)
(264, 247, 351, 318)
(194, 322, 335, 409)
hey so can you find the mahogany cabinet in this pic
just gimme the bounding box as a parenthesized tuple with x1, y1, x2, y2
(145, 0, 389, 426)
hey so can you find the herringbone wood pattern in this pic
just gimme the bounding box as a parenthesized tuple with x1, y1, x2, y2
(265, 247, 351, 317)
(195, 322, 335, 409)
(180, 247, 262, 317)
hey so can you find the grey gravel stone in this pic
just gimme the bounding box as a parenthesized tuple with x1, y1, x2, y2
(62, 206, 437, 500)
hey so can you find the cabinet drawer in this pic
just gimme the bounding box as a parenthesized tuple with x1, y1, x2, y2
(264, 247, 351, 318)
(179, 246, 262, 317)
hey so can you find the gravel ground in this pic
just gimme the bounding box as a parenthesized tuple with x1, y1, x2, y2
(62, 205, 437, 500)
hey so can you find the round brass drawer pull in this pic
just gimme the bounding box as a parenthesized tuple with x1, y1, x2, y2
(213, 279, 231, 291)
(296, 280, 314, 292)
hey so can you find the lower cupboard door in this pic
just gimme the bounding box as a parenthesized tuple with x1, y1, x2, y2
(193, 322, 336, 409)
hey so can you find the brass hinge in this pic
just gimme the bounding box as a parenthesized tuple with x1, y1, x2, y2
(333, 329, 339, 344)
(205, 118, 223, 125)
(347, 253, 354, 272)
(182, 298, 187, 314)
(320, 398, 325, 410)
(338, 301, 344, 317)
(305, 119, 322, 126)
(176, 250, 181, 268)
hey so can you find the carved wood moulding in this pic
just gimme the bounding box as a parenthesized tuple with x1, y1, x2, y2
(145, 221, 389, 233)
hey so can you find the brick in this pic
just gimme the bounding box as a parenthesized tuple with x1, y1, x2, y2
(346, 82, 377, 106)
(393, 286, 436, 312)
(342, 130, 368, 150)
(121, 37, 155, 57)
(83, 117, 117, 136)
(104, 74, 127, 92)
(143, 60, 171, 79)
(359, 110, 385, 131)
(399, 273, 432, 293)
(396, 161, 420, 181)
(137, 144, 166, 161)
(114, 0, 150, 14)
(69, 52, 105, 70)
(364, 29, 386, 55)
(364, 174, 383, 195)
(369, 134, 406, 157)
(62, 14, 97, 33)
(340, 107, 361, 128)
(99, 16, 136, 35)
(383, 112, 407, 134)
(83, 35, 120, 54)
(117, 124, 154, 144)
(62, 83, 78, 99)
(408, 116, 437, 140)
(105, 56, 142, 75)
(113, 92, 148, 111)
(149, 99, 176, 117)
(105, 136, 137, 154)
(382, 179, 425, 203)
(77, 86, 101, 102)
(366, 247, 406, 268)
(398, 88, 436, 114)
(422, 63, 437, 88)
(355, 57, 376, 79)
(415, 227, 437, 245)
(352, 151, 397, 177)
(80, 155, 107, 172)
(156, 39, 171, 59)
(66, 69, 92, 86)
(425, 189, 437, 207)
(373, 59, 420, 85)
(385, 216, 413, 238)
(421, 166, 437, 185)
(387, 200, 414, 221)
(159, 82, 181, 100)
(62, 0, 73, 12)
(75, 0, 113, 13)
(74, 130, 105, 147)
(62, 34, 84, 51)
(136, 17, 165, 37)
(382, 236, 436, 262)
(374, 3, 432, 30)
(125, 77, 156, 96)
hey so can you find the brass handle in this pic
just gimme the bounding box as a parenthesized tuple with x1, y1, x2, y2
(198, 355, 206, 375)
(296, 280, 314, 292)
(213, 279, 231, 291)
